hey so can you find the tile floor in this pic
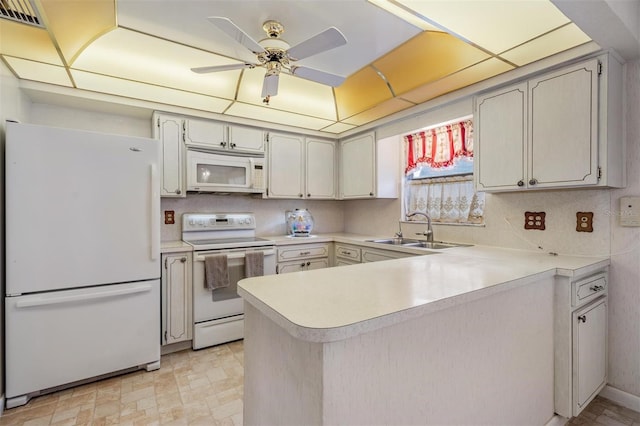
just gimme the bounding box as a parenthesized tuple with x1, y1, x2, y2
(0, 340, 638, 425)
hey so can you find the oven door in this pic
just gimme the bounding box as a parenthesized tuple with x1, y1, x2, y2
(192, 247, 276, 323)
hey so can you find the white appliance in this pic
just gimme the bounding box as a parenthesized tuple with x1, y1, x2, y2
(182, 213, 276, 349)
(186, 149, 265, 194)
(5, 122, 161, 408)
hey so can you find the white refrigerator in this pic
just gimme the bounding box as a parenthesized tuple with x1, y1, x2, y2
(5, 122, 161, 408)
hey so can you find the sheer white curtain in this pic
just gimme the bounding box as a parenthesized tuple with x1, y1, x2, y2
(403, 118, 484, 224)
(404, 177, 485, 224)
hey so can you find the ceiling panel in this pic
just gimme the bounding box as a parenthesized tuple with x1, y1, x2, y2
(39, 0, 116, 64)
(71, 70, 233, 113)
(374, 31, 491, 96)
(400, 58, 514, 104)
(236, 68, 337, 120)
(72, 28, 241, 100)
(0, 19, 63, 65)
(398, 0, 571, 54)
(334, 66, 392, 120)
(500, 24, 591, 67)
(226, 102, 335, 130)
(320, 122, 358, 134)
(341, 98, 414, 126)
(3, 56, 72, 86)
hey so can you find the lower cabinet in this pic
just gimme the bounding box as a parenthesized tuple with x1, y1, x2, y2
(277, 243, 330, 274)
(334, 244, 362, 266)
(573, 297, 607, 413)
(161, 252, 192, 345)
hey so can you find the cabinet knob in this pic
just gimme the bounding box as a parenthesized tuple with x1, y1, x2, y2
(306, 261, 311, 266)
(529, 178, 538, 186)
(220, 142, 227, 147)
(175, 189, 182, 194)
(299, 193, 303, 198)
(180, 257, 187, 263)
(590, 285, 604, 292)
(300, 262, 306, 268)
(307, 193, 311, 197)
(517, 180, 524, 187)
(369, 192, 374, 197)
(230, 143, 236, 148)
(578, 315, 587, 323)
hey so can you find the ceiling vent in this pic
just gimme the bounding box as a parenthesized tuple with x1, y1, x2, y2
(0, 0, 44, 27)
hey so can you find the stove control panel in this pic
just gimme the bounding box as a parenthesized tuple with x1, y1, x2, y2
(182, 213, 256, 231)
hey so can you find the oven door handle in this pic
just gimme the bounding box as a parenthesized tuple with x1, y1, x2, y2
(194, 248, 275, 262)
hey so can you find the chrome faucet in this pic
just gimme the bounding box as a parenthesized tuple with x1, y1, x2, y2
(406, 211, 434, 242)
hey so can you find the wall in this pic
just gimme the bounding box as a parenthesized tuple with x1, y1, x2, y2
(0, 60, 30, 406)
(161, 195, 344, 241)
(609, 60, 640, 400)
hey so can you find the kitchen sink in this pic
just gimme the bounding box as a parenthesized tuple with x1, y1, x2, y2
(366, 238, 472, 250)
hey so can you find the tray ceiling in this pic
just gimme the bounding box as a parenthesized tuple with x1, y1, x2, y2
(0, 0, 594, 133)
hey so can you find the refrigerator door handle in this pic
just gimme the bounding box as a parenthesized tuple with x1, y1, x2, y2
(15, 284, 153, 308)
(150, 164, 159, 261)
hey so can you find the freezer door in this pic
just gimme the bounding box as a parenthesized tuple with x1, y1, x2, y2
(6, 123, 160, 294)
(5, 281, 160, 399)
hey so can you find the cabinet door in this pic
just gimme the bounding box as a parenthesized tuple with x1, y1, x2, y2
(155, 114, 186, 197)
(161, 253, 192, 345)
(574, 297, 607, 414)
(361, 248, 412, 263)
(184, 118, 226, 149)
(229, 125, 265, 153)
(529, 60, 599, 188)
(268, 133, 304, 198)
(340, 133, 375, 199)
(475, 83, 527, 191)
(306, 139, 335, 199)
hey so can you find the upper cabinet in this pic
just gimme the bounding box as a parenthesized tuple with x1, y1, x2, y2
(267, 133, 336, 199)
(339, 132, 399, 199)
(184, 118, 265, 154)
(475, 54, 624, 192)
(154, 112, 186, 198)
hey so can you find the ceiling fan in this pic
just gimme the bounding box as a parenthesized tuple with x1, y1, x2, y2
(191, 17, 347, 104)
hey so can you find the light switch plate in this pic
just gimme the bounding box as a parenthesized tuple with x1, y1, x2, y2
(620, 197, 640, 226)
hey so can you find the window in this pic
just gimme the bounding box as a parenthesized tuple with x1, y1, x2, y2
(403, 117, 485, 225)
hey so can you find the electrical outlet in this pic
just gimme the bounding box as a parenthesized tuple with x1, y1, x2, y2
(524, 211, 546, 230)
(164, 210, 175, 225)
(576, 212, 593, 232)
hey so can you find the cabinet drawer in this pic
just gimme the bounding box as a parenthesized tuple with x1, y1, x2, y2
(335, 244, 361, 262)
(573, 272, 607, 307)
(277, 244, 329, 262)
(277, 258, 329, 274)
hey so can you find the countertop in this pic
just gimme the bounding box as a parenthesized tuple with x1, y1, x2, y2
(238, 237, 609, 343)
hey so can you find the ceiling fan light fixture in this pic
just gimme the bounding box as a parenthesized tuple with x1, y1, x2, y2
(265, 60, 282, 76)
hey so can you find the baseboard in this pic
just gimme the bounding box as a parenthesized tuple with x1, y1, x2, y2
(545, 414, 569, 426)
(600, 385, 640, 412)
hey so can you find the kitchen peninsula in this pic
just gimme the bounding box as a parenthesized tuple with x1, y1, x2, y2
(238, 245, 609, 425)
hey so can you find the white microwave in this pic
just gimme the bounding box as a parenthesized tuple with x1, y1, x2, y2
(186, 149, 265, 194)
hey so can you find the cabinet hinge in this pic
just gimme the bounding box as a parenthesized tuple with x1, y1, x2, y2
(164, 330, 167, 343)
(275, 264, 279, 274)
(598, 166, 602, 180)
(597, 61, 603, 76)
(164, 257, 168, 269)
(265, 133, 269, 143)
(156, 118, 160, 127)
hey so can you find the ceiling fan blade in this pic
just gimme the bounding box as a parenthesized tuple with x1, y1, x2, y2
(290, 66, 345, 87)
(261, 74, 279, 98)
(191, 63, 255, 74)
(287, 27, 347, 61)
(207, 16, 266, 54)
